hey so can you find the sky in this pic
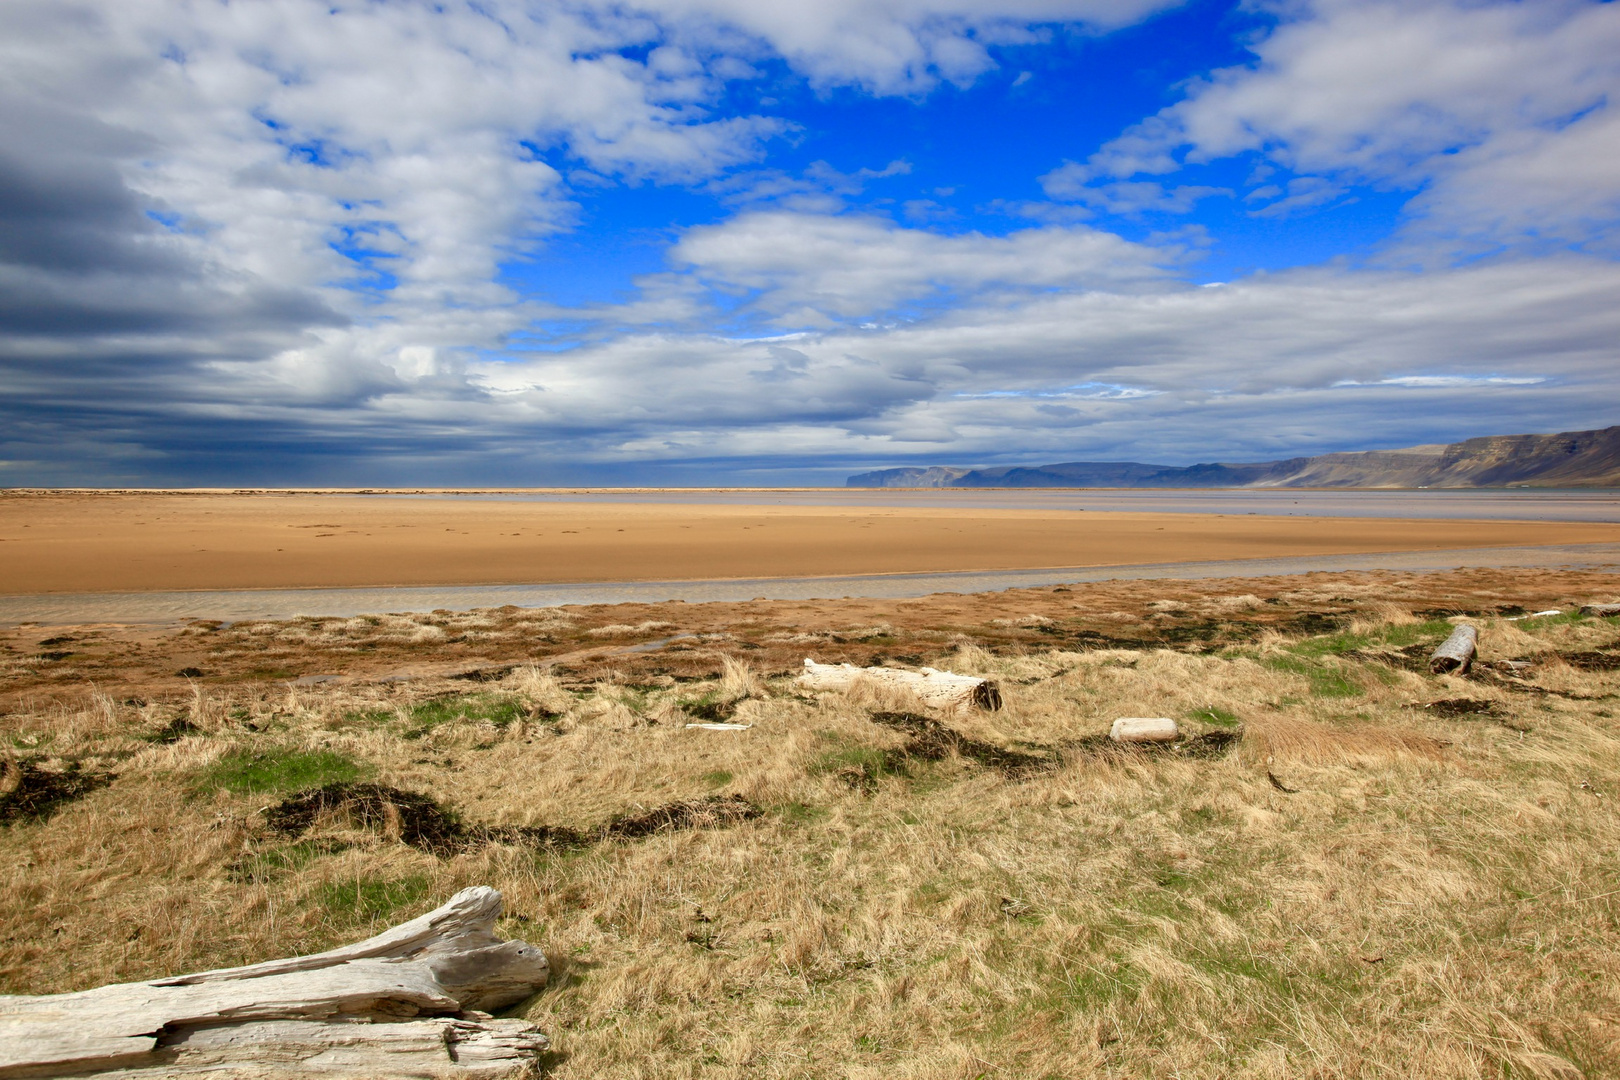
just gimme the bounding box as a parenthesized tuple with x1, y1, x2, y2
(2, 0, 1618, 486)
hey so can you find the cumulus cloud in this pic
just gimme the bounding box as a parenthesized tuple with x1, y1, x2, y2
(1051, 0, 1620, 249)
(662, 211, 1180, 324)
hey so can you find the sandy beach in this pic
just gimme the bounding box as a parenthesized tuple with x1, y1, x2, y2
(2, 490, 1618, 594)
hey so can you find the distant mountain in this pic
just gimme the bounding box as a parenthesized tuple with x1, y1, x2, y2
(846, 425, 1620, 489)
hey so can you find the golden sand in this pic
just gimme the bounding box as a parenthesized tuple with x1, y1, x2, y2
(2, 491, 1617, 593)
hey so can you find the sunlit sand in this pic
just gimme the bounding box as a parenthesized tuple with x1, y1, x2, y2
(3, 491, 1618, 594)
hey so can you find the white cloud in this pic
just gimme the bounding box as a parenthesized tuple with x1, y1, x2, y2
(445, 255, 1620, 471)
(637, 0, 1183, 93)
(1059, 0, 1620, 248)
(1039, 167, 1230, 214)
(663, 211, 1180, 323)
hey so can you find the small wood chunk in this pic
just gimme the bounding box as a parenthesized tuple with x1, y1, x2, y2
(1429, 624, 1479, 675)
(1109, 717, 1179, 743)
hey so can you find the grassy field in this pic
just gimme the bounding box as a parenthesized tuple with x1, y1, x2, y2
(2, 576, 1618, 1078)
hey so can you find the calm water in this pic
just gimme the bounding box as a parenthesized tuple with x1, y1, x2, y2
(5, 542, 1617, 625)
(386, 488, 1620, 522)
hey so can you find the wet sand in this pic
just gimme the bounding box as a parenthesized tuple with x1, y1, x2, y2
(3, 491, 1619, 595)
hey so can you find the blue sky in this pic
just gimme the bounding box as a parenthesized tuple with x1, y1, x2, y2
(2, 0, 1618, 485)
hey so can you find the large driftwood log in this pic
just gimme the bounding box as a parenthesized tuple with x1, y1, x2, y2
(1581, 602, 1620, 617)
(0, 886, 548, 1079)
(797, 659, 1002, 711)
(1429, 624, 1479, 675)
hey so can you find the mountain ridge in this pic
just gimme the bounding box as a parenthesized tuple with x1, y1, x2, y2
(846, 425, 1620, 489)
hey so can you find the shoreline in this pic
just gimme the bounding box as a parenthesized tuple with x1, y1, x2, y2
(5, 541, 1617, 625)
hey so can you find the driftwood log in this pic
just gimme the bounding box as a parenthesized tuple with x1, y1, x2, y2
(0, 886, 548, 1079)
(1582, 602, 1620, 617)
(1109, 718, 1179, 743)
(1429, 624, 1479, 675)
(797, 659, 1002, 711)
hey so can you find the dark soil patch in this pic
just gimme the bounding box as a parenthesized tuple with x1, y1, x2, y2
(683, 699, 737, 722)
(597, 795, 761, 840)
(1410, 698, 1500, 717)
(1063, 730, 1242, 761)
(869, 711, 1056, 776)
(176, 667, 206, 678)
(1150, 621, 1229, 647)
(264, 782, 760, 855)
(265, 783, 467, 852)
(1558, 651, 1620, 671)
(35, 652, 74, 663)
(0, 760, 114, 825)
(148, 715, 203, 743)
(451, 666, 514, 682)
(1287, 612, 1348, 634)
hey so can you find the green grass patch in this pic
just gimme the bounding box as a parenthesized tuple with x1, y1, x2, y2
(1520, 610, 1586, 628)
(808, 744, 905, 786)
(402, 693, 529, 738)
(313, 872, 431, 928)
(1187, 706, 1241, 729)
(196, 747, 365, 795)
(1056, 958, 1142, 1011)
(1265, 656, 1363, 698)
(701, 770, 734, 788)
(776, 801, 829, 825)
(244, 667, 296, 680)
(228, 837, 349, 883)
(1288, 619, 1453, 658)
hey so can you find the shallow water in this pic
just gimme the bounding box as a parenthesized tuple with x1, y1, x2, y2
(386, 488, 1620, 521)
(5, 542, 1616, 625)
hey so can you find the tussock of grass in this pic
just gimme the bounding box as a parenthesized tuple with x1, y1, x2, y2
(1, 587, 1617, 1077)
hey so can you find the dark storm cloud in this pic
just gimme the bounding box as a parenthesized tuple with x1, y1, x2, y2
(0, 92, 340, 341)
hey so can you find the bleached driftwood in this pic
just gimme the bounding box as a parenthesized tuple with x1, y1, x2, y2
(797, 659, 1002, 711)
(1581, 602, 1620, 617)
(0, 886, 548, 1079)
(1429, 624, 1479, 675)
(1109, 717, 1179, 743)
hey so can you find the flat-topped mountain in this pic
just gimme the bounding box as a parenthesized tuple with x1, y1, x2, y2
(847, 425, 1620, 489)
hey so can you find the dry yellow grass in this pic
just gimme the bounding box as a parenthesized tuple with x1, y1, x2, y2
(2, 596, 1619, 1078)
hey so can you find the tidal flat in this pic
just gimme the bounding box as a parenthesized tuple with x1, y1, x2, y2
(3, 489, 1618, 595)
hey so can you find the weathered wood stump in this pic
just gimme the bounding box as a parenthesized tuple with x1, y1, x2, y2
(0, 886, 548, 1078)
(796, 659, 1002, 710)
(1429, 624, 1479, 675)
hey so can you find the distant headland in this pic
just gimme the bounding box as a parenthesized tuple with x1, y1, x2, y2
(848, 425, 1620, 489)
